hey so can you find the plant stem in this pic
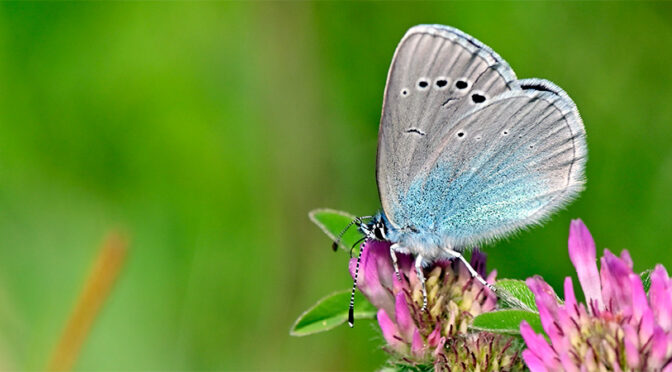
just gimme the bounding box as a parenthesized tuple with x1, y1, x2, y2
(47, 231, 128, 371)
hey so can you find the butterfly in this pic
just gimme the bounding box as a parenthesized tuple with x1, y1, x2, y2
(338, 25, 586, 326)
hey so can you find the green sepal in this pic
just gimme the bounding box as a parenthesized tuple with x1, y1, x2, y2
(470, 309, 544, 336)
(495, 279, 538, 312)
(641, 270, 652, 293)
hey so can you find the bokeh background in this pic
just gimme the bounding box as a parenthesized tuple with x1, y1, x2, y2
(0, 1, 671, 370)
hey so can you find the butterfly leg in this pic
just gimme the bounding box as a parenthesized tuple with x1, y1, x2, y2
(443, 248, 495, 291)
(390, 244, 401, 280)
(414, 255, 428, 311)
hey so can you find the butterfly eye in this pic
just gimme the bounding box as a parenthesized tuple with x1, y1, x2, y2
(401, 88, 409, 97)
(456, 131, 466, 139)
(417, 78, 430, 90)
(475, 135, 482, 141)
(502, 130, 509, 136)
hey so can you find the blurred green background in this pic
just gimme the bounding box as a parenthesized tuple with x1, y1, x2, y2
(0, 1, 671, 370)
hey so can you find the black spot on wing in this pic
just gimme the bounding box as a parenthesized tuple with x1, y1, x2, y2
(520, 82, 560, 94)
(405, 128, 426, 136)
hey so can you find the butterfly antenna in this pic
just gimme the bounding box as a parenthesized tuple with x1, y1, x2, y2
(332, 216, 372, 251)
(349, 237, 366, 258)
(348, 240, 366, 327)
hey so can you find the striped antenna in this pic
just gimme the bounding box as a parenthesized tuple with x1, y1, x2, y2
(331, 216, 371, 251)
(349, 236, 366, 258)
(348, 240, 366, 327)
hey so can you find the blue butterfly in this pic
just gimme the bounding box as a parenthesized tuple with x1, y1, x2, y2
(340, 25, 586, 326)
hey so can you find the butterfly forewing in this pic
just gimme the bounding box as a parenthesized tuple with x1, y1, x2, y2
(377, 25, 586, 246)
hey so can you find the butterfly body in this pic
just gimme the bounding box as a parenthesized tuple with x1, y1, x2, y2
(363, 24, 586, 264)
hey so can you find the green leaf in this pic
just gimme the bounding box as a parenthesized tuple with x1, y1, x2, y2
(309, 208, 364, 252)
(290, 290, 377, 336)
(495, 279, 538, 312)
(641, 270, 652, 293)
(471, 309, 544, 336)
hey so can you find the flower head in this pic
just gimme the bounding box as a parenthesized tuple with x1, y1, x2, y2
(521, 219, 672, 371)
(351, 240, 524, 371)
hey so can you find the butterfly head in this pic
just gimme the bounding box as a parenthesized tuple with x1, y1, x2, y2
(358, 213, 389, 241)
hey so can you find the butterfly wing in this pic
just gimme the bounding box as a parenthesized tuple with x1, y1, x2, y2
(377, 25, 586, 246)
